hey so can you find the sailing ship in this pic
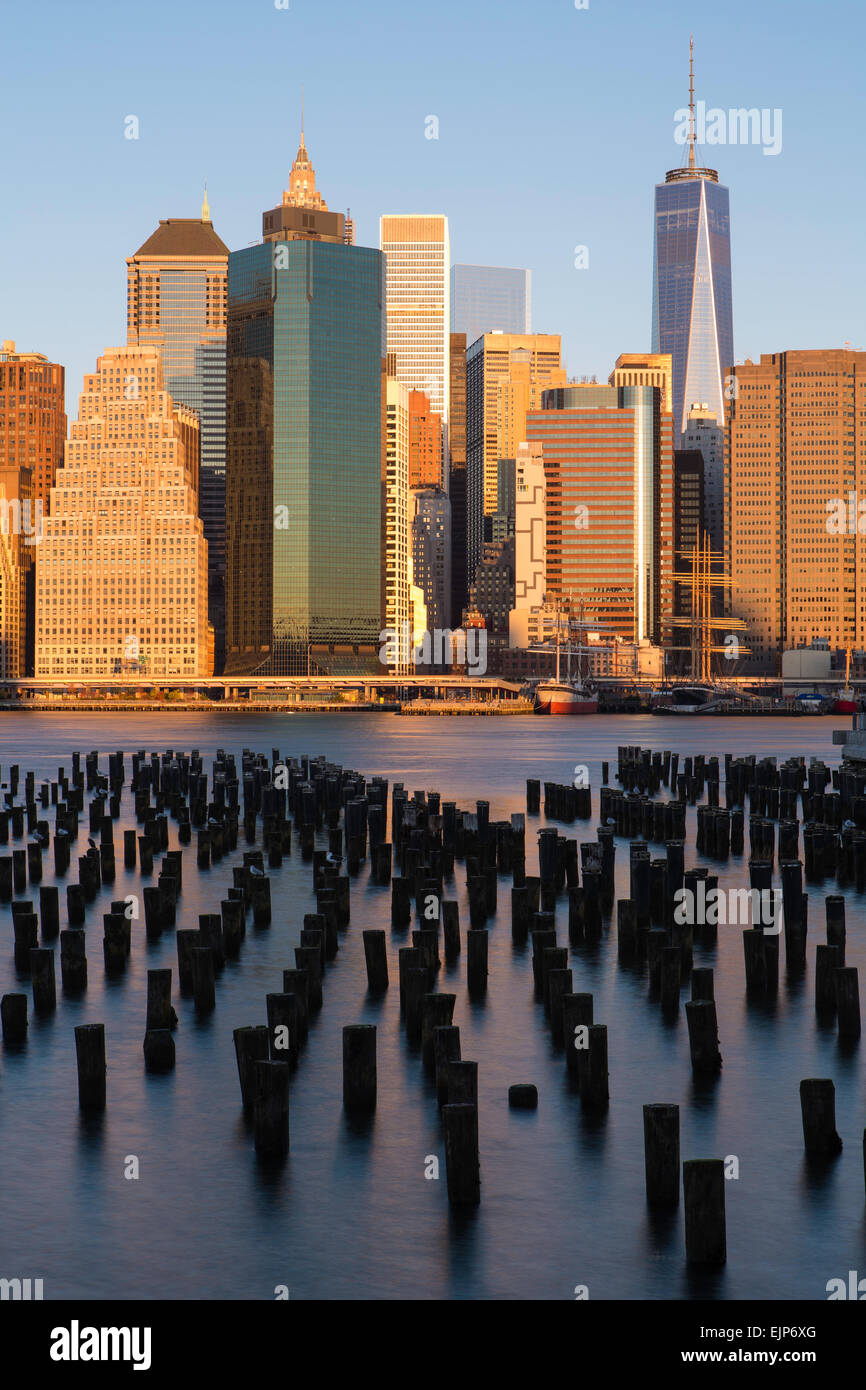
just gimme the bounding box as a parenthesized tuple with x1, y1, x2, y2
(533, 601, 599, 715)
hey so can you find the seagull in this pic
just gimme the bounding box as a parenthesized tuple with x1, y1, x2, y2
(87, 837, 97, 849)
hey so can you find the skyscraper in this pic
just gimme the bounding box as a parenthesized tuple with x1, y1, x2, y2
(226, 138, 383, 675)
(681, 403, 724, 558)
(527, 359, 675, 644)
(451, 264, 531, 348)
(380, 215, 449, 485)
(466, 332, 565, 586)
(408, 390, 443, 488)
(0, 461, 34, 677)
(448, 332, 468, 625)
(0, 340, 66, 514)
(726, 348, 866, 671)
(411, 487, 451, 637)
(651, 43, 734, 437)
(35, 346, 210, 678)
(383, 373, 413, 674)
(127, 201, 228, 668)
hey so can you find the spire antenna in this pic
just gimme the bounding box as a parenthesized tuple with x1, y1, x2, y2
(688, 35, 696, 170)
(201, 180, 211, 222)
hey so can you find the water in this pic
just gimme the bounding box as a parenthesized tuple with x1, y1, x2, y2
(0, 712, 861, 1301)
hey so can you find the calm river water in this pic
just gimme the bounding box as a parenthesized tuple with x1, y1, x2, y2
(0, 711, 861, 1300)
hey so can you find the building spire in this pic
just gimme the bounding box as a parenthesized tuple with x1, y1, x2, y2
(688, 35, 696, 170)
(201, 181, 211, 222)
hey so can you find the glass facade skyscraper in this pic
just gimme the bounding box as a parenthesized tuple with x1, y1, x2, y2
(225, 238, 383, 675)
(651, 61, 733, 439)
(451, 264, 531, 349)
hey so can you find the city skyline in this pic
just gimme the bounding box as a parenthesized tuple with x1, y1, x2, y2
(2, 0, 863, 413)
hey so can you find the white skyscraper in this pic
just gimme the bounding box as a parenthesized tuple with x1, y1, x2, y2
(380, 215, 450, 487)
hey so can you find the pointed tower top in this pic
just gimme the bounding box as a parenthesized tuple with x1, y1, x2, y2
(688, 36, 696, 170)
(201, 182, 211, 222)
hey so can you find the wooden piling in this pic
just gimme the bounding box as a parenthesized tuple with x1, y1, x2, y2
(799, 1078, 842, 1156)
(683, 1159, 726, 1264)
(30, 948, 56, 1012)
(362, 930, 388, 993)
(253, 1060, 290, 1160)
(233, 1025, 270, 1107)
(74, 1023, 106, 1110)
(643, 1104, 680, 1206)
(1, 992, 27, 1042)
(342, 1024, 376, 1111)
(442, 1102, 480, 1205)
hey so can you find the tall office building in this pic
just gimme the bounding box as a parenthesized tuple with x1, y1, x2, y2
(226, 139, 383, 675)
(380, 215, 449, 485)
(451, 264, 531, 348)
(408, 390, 443, 488)
(651, 44, 734, 436)
(35, 346, 210, 678)
(411, 487, 451, 638)
(508, 441, 546, 647)
(0, 340, 66, 513)
(448, 332, 468, 626)
(383, 373, 413, 673)
(673, 449, 705, 615)
(726, 348, 866, 670)
(466, 332, 566, 585)
(127, 201, 228, 668)
(527, 358, 675, 643)
(0, 463, 34, 676)
(681, 403, 724, 558)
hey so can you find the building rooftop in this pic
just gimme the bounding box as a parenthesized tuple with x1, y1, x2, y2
(132, 219, 229, 258)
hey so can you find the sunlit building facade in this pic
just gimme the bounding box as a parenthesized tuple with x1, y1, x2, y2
(651, 62, 734, 437)
(35, 346, 210, 678)
(226, 144, 383, 675)
(126, 203, 228, 667)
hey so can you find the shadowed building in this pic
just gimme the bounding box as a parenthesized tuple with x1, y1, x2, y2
(226, 135, 383, 675)
(127, 201, 228, 669)
(448, 332, 468, 626)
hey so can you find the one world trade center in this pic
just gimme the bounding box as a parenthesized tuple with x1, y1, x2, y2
(652, 42, 734, 437)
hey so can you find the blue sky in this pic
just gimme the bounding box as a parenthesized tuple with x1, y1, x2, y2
(2, 0, 863, 409)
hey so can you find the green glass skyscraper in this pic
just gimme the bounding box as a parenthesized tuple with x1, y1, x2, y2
(225, 141, 383, 676)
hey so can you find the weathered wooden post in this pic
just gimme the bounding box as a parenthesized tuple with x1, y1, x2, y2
(562, 993, 593, 1079)
(799, 1078, 842, 1156)
(233, 1025, 269, 1107)
(342, 1025, 377, 1111)
(191, 947, 215, 1013)
(834, 967, 861, 1038)
(75, 1023, 106, 1110)
(685, 1000, 722, 1073)
(683, 1159, 726, 1264)
(442, 1102, 480, 1205)
(815, 944, 841, 1013)
(253, 1060, 290, 1160)
(643, 1103, 680, 1206)
(421, 994, 455, 1069)
(30, 948, 56, 1012)
(467, 929, 488, 996)
(1, 993, 27, 1042)
(433, 1025, 461, 1107)
(579, 1024, 609, 1106)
